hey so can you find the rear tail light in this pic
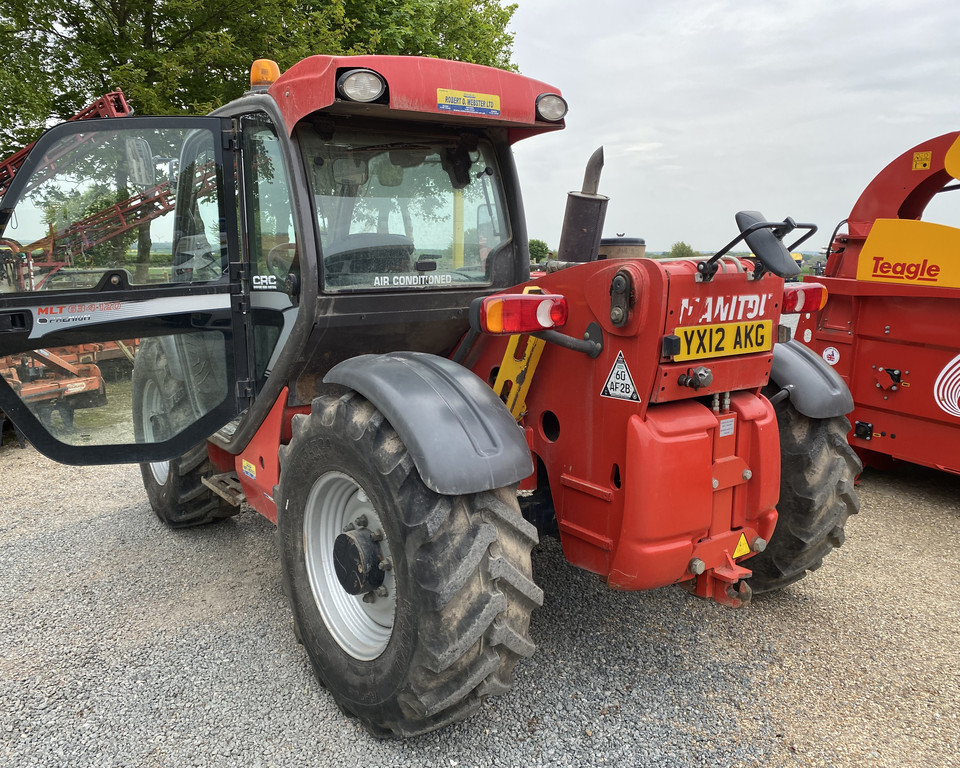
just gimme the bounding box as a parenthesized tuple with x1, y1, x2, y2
(473, 294, 568, 335)
(782, 282, 827, 314)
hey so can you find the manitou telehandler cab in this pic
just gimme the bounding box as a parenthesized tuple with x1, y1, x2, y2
(0, 55, 858, 736)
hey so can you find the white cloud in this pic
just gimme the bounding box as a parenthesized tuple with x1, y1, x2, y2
(509, 0, 960, 251)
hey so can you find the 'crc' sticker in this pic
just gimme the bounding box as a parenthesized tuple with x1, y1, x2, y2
(601, 351, 640, 402)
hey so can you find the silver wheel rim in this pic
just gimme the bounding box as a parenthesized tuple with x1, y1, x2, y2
(140, 378, 171, 485)
(303, 471, 396, 660)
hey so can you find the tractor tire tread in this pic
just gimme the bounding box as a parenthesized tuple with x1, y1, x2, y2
(278, 392, 540, 737)
(132, 338, 237, 529)
(749, 392, 860, 593)
(139, 443, 238, 529)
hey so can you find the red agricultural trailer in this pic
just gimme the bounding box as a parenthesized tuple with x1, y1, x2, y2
(796, 131, 960, 474)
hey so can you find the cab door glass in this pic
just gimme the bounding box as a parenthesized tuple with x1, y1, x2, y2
(0, 122, 238, 457)
(0, 330, 228, 448)
(241, 115, 295, 381)
(2, 127, 225, 290)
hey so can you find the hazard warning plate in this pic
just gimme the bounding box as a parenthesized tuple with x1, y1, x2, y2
(672, 320, 773, 362)
(601, 351, 640, 401)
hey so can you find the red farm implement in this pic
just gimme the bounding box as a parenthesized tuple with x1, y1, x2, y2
(796, 131, 960, 474)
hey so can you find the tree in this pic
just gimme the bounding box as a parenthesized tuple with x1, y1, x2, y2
(669, 241, 699, 259)
(0, 17, 62, 155)
(528, 238, 550, 262)
(0, 0, 518, 157)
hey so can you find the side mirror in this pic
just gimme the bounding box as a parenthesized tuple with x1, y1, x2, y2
(374, 156, 404, 187)
(698, 211, 817, 281)
(332, 157, 369, 187)
(735, 210, 801, 278)
(124, 138, 156, 188)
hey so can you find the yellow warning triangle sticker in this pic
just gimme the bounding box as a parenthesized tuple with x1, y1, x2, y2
(733, 533, 751, 558)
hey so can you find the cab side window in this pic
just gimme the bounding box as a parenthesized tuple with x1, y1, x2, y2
(240, 114, 295, 382)
(172, 135, 225, 281)
(241, 115, 296, 291)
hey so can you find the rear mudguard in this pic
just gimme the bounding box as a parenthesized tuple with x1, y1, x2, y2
(769, 339, 853, 418)
(324, 352, 533, 496)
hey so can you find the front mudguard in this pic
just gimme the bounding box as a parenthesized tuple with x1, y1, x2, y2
(769, 339, 853, 419)
(324, 351, 533, 496)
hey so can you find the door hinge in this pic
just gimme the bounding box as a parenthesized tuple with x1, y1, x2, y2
(236, 378, 256, 407)
(222, 127, 239, 151)
(229, 261, 249, 290)
(229, 261, 250, 313)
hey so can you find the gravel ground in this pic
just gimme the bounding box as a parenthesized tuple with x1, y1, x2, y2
(1, 442, 958, 768)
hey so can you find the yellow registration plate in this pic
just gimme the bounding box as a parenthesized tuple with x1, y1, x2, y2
(673, 320, 773, 361)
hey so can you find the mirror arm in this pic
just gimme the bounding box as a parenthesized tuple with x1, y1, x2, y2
(697, 218, 817, 282)
(697, 225, 759, 281)
(786, 223, 818, 251)
(770, 216, 819, 250)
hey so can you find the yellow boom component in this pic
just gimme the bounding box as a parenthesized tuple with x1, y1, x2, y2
(452, 188, 465, 268)
(492, 287, 547, 420)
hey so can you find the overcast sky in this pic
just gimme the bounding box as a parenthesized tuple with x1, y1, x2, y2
(507, 0, 960, 253)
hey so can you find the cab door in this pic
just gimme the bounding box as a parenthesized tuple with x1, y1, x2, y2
(0, 116, 251, 464)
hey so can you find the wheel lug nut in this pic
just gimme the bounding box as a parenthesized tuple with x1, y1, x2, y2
(375, 586, 389, 597)
(378, 558, 393, 572)
(362, 592, 377, 603)
(354, 514, 368, 528)
(342, 522, 356, 533)
(371, 529, 385, 542)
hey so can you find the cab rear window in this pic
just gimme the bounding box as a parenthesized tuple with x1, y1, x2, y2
(297, 123, 509, 292)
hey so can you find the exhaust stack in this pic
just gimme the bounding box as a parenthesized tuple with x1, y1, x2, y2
(556, 147, 609, 263)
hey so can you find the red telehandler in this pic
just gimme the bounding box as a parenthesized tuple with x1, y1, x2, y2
(0, 55, 859, 736)
(796, 131, 960, 474)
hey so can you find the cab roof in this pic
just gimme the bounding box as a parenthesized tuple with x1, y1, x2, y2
(265, 55, 565, 143)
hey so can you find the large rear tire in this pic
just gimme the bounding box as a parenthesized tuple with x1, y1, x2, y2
(748, 392, 861, 593)
(132, 338, 236, 528)
(277, 392, 542, 737)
